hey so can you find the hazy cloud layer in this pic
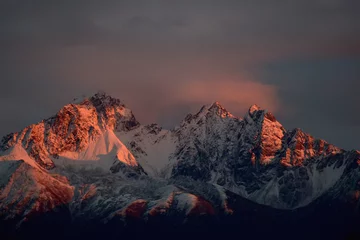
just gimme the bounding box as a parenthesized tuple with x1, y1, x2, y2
(0, 0, 359, 149)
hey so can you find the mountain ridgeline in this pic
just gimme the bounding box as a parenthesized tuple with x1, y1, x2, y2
(0, 92, 359, 239)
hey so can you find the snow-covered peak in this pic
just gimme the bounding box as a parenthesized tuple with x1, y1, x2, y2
(0, 93, 143, 172)
(208, 101, 235, 118)
(183, 101, 235, 124)
(209, 101, 224, 110)
(204, 101, 232, 114)
(71, 91, 126, 112)
(69, 92, 140, 131)
(88, 91, 124, 108)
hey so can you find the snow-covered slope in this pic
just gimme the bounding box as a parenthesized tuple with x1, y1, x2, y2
(0, 159, 233, 234)
(0, 143, 42, 170)
(0, 160, 74, 225)
(52, 129, 137, 170)
(115, 124, 176, 177)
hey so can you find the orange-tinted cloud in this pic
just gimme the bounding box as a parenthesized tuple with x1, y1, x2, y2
(173, 78, 280, 117)
(112, 75, 280, 128)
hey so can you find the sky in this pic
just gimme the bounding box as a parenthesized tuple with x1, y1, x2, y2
(0, 0, 359, 150)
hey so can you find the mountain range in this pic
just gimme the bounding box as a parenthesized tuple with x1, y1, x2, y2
(0, 92, 359, 239)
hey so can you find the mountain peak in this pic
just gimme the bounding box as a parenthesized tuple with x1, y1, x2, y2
(246, 104, 280, 123)
(249, 104, 262, 115)
(72, 91, 124, 109)
(88, 91, 124, 108)
(69, 91, 139, 130)
(0, 91, 141, 170)
(181, 102, 235, 126)
(198, 101, 234, 119)
(210, 101, 223, 108)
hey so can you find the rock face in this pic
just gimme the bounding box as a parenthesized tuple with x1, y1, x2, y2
(0, 93, 360, 238)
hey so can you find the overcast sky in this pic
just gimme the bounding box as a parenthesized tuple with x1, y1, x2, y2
(0, 0, 359, 150)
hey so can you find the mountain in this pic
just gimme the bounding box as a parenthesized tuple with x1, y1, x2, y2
(0, 92, 359, 239)
(117, 99, 359, 209)
(0, 92, 144, 175)
(169, 102, 357, 209)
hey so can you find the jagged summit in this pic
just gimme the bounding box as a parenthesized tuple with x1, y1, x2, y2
(194, 102, 280, 123)
(245, 103, 280, 125)
(249, 104, 262, 114)
(195, 101, 235, 119)
(72, 91, 125, 108)
(207, 101, 235, 117)
(209, 101, 224, 109)
(89, 91, 124, 108)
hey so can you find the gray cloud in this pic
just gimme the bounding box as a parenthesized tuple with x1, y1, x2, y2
(258, 57, 360, 149)
(0, 0, 359, 150)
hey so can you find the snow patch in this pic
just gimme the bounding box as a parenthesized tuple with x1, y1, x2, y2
(53, 130, 137, 170)
(0, 144, 42, 170)
(303, 162, 347, 205)
(116, 127, 176, 177)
